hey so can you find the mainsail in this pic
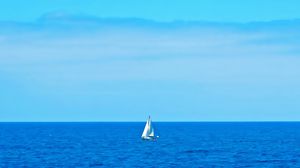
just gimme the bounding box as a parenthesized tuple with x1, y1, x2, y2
(141, 116, 155, 139)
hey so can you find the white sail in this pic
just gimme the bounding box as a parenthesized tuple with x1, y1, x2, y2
(141, 118, 150, 137)
(141, 116, 156, 139)
(148, 119, 154, 137)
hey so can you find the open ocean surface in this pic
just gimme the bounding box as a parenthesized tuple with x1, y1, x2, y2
(1, 122, 300, 167)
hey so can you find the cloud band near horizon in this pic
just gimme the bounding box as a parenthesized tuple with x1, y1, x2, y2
(0, 14, 300, 121)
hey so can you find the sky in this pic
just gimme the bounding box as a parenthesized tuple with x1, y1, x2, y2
(1, 0, 300, 22)
(0, 1, 300, 121)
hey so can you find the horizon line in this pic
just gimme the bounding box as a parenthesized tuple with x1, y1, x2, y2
(1, 121, 300, 123)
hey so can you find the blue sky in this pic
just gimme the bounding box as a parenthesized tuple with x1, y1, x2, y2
(0, 1, 300, 121)
(1, 0, 300, 22)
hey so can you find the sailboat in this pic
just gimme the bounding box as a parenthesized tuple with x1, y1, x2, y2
(141, 116, 159, 140)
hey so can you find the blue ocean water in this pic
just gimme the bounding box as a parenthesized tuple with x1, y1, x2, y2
(0, 122, 300, 167)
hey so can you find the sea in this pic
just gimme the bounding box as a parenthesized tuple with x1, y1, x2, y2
(0, 122, 300, 167)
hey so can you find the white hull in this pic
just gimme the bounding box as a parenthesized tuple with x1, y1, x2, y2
(141, 136, 156, 140)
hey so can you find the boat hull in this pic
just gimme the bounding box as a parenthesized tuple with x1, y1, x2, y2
(141, 136, 157, 140)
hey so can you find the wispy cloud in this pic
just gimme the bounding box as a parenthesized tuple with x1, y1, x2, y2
(1, 13, 300, 121)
